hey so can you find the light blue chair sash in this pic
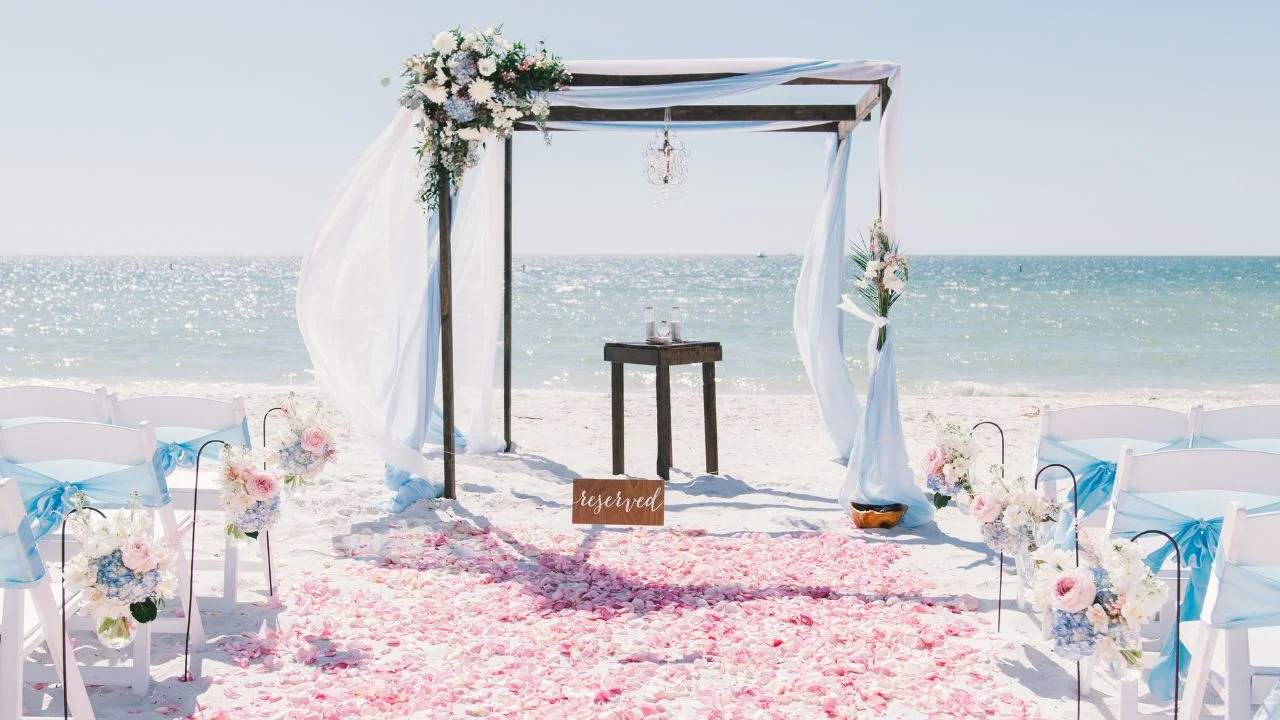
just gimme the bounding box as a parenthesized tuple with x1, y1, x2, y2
(1110, 490, 1280, 701)
(0, 459, 170, 541)
(0, 522, 45, 588)
(152, 419, 252, 476)
(1192, 436, 1280, 454)
(1206, 561, 1280, 719)
(1039, 437, 1187, 546)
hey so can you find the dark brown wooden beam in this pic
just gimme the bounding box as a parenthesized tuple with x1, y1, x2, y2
(569, 73, 877, 87)
(437, 175, 456, 499)
(514, 121, 851, 133)
(502, 137, 513, 453)
(544, 104, 859, 123)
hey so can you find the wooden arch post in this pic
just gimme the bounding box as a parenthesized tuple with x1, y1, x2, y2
(437, 173, 456, 499)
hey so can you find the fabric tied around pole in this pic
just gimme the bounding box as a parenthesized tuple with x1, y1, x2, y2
(2, 459, 171, 541)
(836, 304, 933, 528)
(153, 420, 253, 476)
(1109, 491, 1280, 701)
(0, 521, 46, 588)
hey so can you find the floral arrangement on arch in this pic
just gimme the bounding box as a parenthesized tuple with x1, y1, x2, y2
(970, 468, 1061, 556)
(1031, 528, 1167, 677)
(918, 414, 977, 509)
(400, 26, 570, 210)
(849, 216, 908, 351)
(270, 395, 336, 491)
(220, 445, 283, 540)
(64, 495, 178, 649)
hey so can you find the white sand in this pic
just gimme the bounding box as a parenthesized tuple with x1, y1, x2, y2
(18, 380, 1280, 718)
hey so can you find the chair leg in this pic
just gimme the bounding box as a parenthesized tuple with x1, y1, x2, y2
(1224, 629, 1252, 719)
(1, 589, 23, 720)
(158, 506, 206, 646)
(131, 621, 151, 695)
(1118, 678, 1140, 720)
(27, 580, 95, 720)
(1182, 625, 1221, 720)
(225, 538, 240, 606)
(256, 532, 274, 598)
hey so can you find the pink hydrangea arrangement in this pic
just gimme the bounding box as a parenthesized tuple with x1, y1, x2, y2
(271, 394, 337, 491)
(220, 445, 283, 540)
(971, 468, 1060, 556)
(917, 414, 977, 509)
(1031, 529, 1167, 676)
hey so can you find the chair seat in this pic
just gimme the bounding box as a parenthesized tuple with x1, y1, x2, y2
(164, 467, 225, 513)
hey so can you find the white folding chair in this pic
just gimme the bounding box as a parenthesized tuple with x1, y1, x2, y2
(0, 477, 95, 720)
(1182, 504, 1280, 719)
(110, 395, 273, 609)
(1191, 405, 1280, 454)
(1108, 448, 1280, 720)
(0, 420, 206, 690)
(0, 386, 111, 427)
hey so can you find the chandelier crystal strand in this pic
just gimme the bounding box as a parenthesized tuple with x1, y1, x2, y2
(643, 107, 689, 192)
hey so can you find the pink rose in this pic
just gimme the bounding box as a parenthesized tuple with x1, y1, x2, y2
(1052, 569, 1097, 613)
(970, 494, 1004, 525)
(923, 446, 947, 475)
(301, 426, 327, 453)
(243, 469, 281, 501)
(120, 539, 157, 573)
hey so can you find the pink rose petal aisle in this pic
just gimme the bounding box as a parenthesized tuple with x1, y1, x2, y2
(194, 523, 1044, 719)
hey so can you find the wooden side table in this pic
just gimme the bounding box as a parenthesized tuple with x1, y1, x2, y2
(603, 341, 723, 481)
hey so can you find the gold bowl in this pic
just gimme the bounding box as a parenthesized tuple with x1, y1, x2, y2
(849, 502, 907, 529)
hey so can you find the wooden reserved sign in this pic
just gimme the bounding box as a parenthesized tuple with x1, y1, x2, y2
(571, 478, 665, 526)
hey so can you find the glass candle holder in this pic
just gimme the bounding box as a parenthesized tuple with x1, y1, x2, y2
(644, 306, 655, 341)
(670, 306, 683, 342)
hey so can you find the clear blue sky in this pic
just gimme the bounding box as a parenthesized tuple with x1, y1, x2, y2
(1, 1, 1277, 255)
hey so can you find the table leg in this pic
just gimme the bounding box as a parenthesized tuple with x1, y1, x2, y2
(611, 362, 624, 475)
(702, 362, 718, 474)
(656, 365, 671, 480)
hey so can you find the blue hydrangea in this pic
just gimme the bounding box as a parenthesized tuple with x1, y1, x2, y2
(278, 441, 324, 477)
(95, 550, 160, 604)
(231, 495, 281, 534)
(447, 52, 478, 83)
(443, 97, 477, 122)
(1050, 609, 1099, 660)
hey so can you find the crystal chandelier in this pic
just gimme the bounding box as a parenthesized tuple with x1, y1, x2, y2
(643, 108, 689, 191)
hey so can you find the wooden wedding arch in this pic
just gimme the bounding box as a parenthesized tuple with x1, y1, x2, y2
(434, 70, 890, 498)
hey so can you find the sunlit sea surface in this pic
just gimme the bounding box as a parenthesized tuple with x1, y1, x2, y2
(1, 255, 1277, 393)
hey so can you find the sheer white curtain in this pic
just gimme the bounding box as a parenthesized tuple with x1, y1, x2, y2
(793, 135, 860, 459)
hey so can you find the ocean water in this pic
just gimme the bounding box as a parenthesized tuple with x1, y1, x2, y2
(1, 255, 1276, 393)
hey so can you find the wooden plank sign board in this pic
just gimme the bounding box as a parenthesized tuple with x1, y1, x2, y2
(572, 478, 665, 526)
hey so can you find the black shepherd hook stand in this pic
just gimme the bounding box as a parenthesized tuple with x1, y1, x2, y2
(60, 503, 107, 720)
(1130, 529, 1182, 720)
(971, 421, 1006, 630)
(1034, 462, 1082, 719)
(182, 439, 229, 682)
(259, 406, 285, 597)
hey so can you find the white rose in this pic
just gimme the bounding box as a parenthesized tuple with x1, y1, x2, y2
(456, 127, 482, 141)
(433, 31, 457, 54)
(1085, 604, 1110, 632)
(478, 56, 498, 78)
(530, 98, 550, 116)
(1002, 504, 1029, 529)
(469, 78, 495, 104)
(883, 272, 905, 294)
(424, 83, 448, 104)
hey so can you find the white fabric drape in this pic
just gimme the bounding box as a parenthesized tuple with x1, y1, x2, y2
(296, 108, 440, 483)
(793, 136, 861, 459)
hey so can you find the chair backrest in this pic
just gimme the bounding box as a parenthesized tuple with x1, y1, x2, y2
(1219, 502, 1280, 568)
(1038, 404, 1191, 446)
(110, 394, 247, 432)
(0, 476, 28, 536)
(0, 420, 156, 467)
(1192, 405, 1280, 444)
(1113, 446, 1280, 496)
(0, 385, 112, 425)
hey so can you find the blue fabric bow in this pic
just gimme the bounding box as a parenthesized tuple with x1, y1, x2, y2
(0, 521, 45, 588)
(1, 460, 170, 541)
(1039, 437, 1187, 547)
(152, 420, 252, 476)
(1110, 491, 1280, 702)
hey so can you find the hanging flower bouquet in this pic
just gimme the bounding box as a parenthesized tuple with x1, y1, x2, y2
(63, 496, 177, 649)
(220, 445, 283, 540)
(849, 216, 908, 351)
(970, 469, 1061, 556)
(400, 26, 570, 210)
(1031, 529, 1167, 677)
(918, 414, 978, 509)
(271, 396, 336, 491)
